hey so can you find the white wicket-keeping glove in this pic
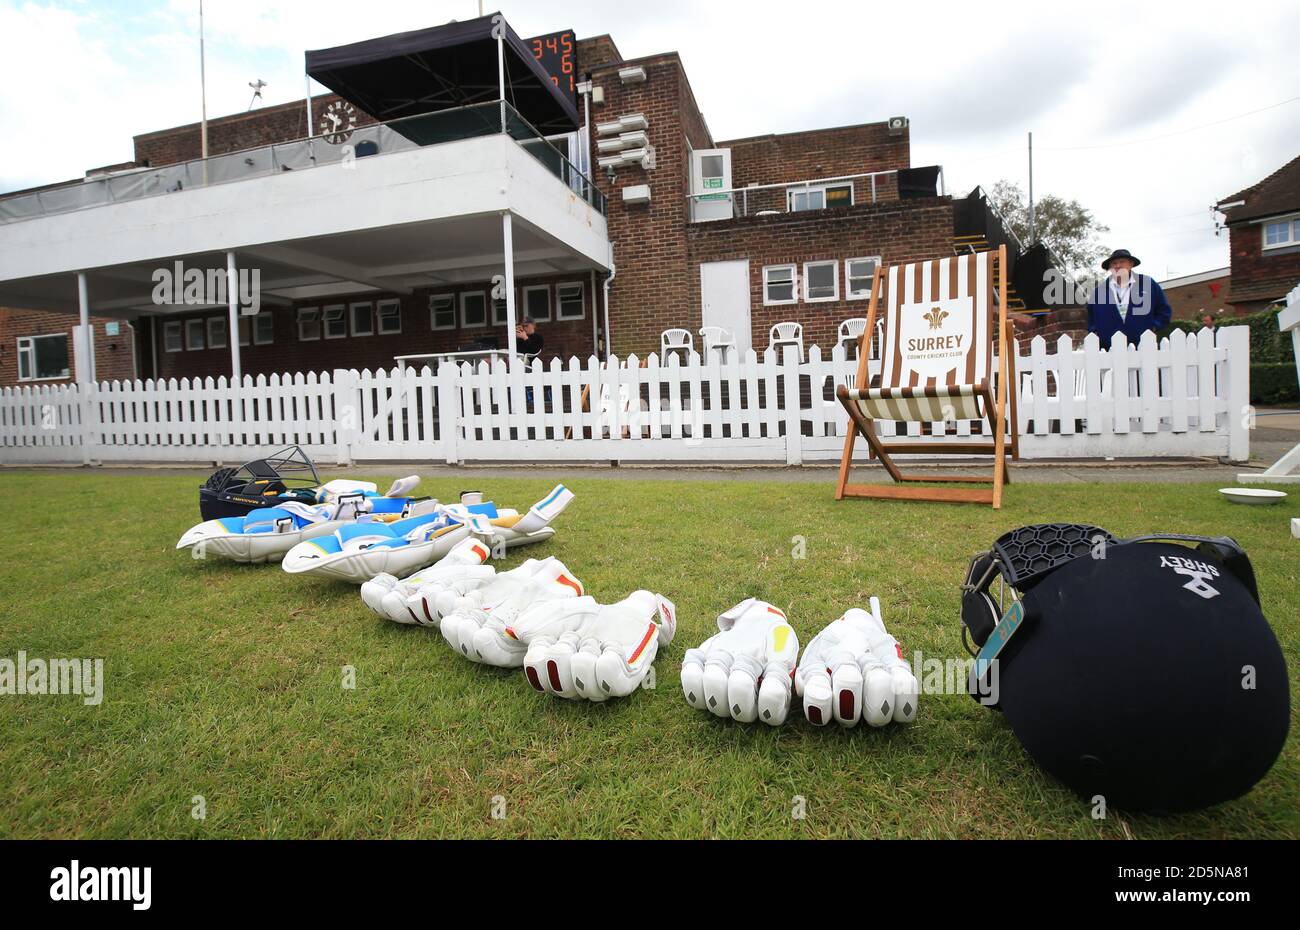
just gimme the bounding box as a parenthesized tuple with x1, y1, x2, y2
(520, 591, 676, 702)
(439, 558, 584, 666)
(795, 598, 919, 727)
(681, 598, 799, 725)
(359, 537, 497, 626)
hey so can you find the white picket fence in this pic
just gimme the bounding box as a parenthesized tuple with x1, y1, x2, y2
(0, 327, 1250, 466)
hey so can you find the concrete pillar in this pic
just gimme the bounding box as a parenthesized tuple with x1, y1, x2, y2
(503, 213, 518, 359)
(226, 251, 242, 382)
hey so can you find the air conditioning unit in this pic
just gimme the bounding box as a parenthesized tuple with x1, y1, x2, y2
(618, 113, 648, 132)
(888, 116, 909, 135)
(622, 184, 651, 205)
(619, 146, 655, 170)
(597, 130, 650, 155)
(596, 119, 624, 136)
(618, 65, 647, 84)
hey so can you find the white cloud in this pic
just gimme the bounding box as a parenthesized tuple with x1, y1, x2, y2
(3, 0, 1297, 276)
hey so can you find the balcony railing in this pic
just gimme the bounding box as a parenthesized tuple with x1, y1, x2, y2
(0, 101, 605, 225)
(686, 166, 945, 221)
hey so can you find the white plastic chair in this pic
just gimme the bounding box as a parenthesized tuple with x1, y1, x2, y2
(699, 326, 736, 362)
(838, 318, 867, 355)
(768, 322, 804, 362)
(660, 328, 694, 362)
(870, 320, 884, 360)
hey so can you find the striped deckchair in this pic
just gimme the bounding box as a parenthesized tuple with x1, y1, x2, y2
(834, 245, 1019, 508)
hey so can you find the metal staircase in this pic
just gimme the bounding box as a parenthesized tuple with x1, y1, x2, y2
(953, 234, 1028, 311)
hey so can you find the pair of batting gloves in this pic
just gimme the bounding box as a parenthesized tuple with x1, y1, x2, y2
(361, 537, 675, 703)
(681, 598, 919, 728)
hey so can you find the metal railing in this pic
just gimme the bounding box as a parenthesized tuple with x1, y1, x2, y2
(685, 168, 915, 220)
(0, 101, 605, 224)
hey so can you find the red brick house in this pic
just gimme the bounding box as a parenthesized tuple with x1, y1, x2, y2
(1158, 267, 1234, 321)
(0, 17, 1026, 388)
(1216, 153, 1300, 313)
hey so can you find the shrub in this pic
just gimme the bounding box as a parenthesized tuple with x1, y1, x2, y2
(1251, 363, 1300, 406)
(1161, 305, 1295, 367)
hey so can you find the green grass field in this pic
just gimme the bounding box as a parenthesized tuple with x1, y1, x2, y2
(0, 469, 1295, 839)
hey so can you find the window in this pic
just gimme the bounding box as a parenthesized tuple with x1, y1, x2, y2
(845, 257, 881, 299)
(492, 296, 510, 326)
(238, 312, 274, 346)
(16, 334, 69, 381)
(164, 320, 183, 352)
(556, 282, 585, 320)
(522, 285, 552, 322)
(461, 291, 487, 328)
(787, 183, 853, 212)
(297, 307, 321, 341)
(207, 316, 227, 349)
(763, 265, 797, 305)
(323, 305, 347, 339)
(1263, 214, 1300, 250)
(376, 299, 401, 335)
(185, 318, 205, 351)
(803, 261, 839, 302)
(430, 294, 456, 331)
(350, 302, 374, 336)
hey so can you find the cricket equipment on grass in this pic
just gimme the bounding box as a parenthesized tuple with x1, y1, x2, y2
(360, 537, 497, 626)
(796, 599, 919, 728)
(681, 598, 798, 725)
(834, 248, 1019, 508)
(196, 445, 419, 520)
(281, 485, 574, 584)
(520, 591, 676, 701)
(961, 524, 1288, 813)
(177, 477, 426, 564)
(439, 557, 586, 665)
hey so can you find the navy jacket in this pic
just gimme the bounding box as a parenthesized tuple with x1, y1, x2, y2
(1086, 273, 1171, 349)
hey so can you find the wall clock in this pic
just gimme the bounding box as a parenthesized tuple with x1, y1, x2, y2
(320, 101, 358, 144)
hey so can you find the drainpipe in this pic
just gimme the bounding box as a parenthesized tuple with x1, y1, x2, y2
(581, 79, 592, 177)
(602, 250, 616, 359)
(590, 269, 598, 355)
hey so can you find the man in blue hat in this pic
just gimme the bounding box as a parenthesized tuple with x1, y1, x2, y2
(1086, 249, 1171, 350)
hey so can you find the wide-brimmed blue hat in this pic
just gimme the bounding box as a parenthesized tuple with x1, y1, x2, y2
(1102, 248, 1141, 270)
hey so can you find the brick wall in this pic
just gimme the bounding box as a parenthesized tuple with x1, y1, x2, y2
(684, 198, 955, 355)
(587, 53, 702, 358)
(1162, 273, 1235, 321)
(1226, 223, 1300, 312)
(722, 123, 908, 213)
(0, 308, 135, 387)
(576, 34, 624, 71)
(151, 273, 599, 382)
(133, 94, 377, 168)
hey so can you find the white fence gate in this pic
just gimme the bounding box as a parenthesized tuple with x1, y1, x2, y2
(0, 328, 1250, 466)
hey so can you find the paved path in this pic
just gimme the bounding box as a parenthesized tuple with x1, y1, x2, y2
(6, 411, 1297, 486)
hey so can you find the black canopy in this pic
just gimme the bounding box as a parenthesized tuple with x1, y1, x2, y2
(305, 13, 580, 137)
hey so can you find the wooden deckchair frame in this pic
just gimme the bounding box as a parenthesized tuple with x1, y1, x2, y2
(834, 245, 1019, 508)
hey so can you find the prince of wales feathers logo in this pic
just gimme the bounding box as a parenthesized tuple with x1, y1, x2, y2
(924, 306, 949, 330)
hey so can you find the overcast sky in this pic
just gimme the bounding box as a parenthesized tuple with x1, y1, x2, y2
(2, 0, 1297, 279)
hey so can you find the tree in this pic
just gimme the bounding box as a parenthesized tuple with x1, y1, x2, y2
(987, 180, 1109, 279)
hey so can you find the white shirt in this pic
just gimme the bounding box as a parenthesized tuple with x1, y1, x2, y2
(1109, 273, 1135, 313)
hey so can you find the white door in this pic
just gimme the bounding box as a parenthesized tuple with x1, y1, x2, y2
(691, 148, 733, 222)
(700, 260, 751, 355)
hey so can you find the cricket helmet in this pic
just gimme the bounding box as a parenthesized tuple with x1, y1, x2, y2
(961, 524, 1288, 813)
